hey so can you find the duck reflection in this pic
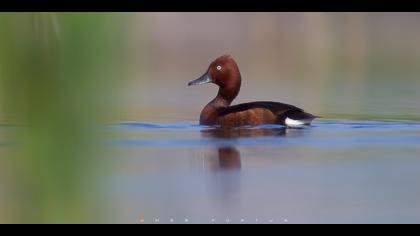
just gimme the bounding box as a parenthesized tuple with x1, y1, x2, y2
(201, 127, 287, 171)
(200, 127, 288, 209)
(217, 147, 241, 170)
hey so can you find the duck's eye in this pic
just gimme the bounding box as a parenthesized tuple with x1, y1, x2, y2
(216, 65, 222, 70)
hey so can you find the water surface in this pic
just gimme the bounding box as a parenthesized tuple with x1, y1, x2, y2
(104, 120, 420, 223)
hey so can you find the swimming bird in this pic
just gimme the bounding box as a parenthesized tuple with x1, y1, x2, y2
(188, 55, 319, 127)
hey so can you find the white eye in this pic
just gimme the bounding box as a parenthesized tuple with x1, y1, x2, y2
(216, 65, 222, 70)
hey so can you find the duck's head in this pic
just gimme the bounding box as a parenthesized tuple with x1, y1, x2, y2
(188, 55, 241, 90)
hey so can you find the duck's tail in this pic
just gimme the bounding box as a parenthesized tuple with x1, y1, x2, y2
(282, 110, 320, 127)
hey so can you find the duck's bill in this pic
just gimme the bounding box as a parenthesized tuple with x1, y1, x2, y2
(188, 72, 212, 86)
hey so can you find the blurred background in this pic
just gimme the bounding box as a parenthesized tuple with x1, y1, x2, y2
(1, 12, 420, 223)
(2, 13, 420, 124)
(122, 12, 420, 122)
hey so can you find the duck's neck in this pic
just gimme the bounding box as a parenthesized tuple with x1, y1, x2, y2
(216, 81, 240, 105)
(200, 77, 241, 125)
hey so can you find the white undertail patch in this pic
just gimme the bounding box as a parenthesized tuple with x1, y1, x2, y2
(285, 117, 312, 127)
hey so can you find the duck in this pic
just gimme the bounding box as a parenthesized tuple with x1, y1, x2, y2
(188, 55, 319, 127)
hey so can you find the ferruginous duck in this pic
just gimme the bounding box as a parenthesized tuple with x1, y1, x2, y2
(188, 55, 319, 127)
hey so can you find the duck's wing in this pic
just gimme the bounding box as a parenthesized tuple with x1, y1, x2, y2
(217, 101, 317, 124)
(218, 101, 302, 116)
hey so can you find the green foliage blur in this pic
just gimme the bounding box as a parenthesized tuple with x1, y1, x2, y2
(0, 13, 126, 223)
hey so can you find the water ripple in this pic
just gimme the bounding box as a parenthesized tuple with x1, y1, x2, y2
(106, 120, 420, 149)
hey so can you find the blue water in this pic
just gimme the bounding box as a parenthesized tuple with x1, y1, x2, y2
(102, 120, 420, 223)
(1, 120, 420, 223)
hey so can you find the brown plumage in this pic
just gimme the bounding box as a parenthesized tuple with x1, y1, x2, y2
(188, 55, 319, 127)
